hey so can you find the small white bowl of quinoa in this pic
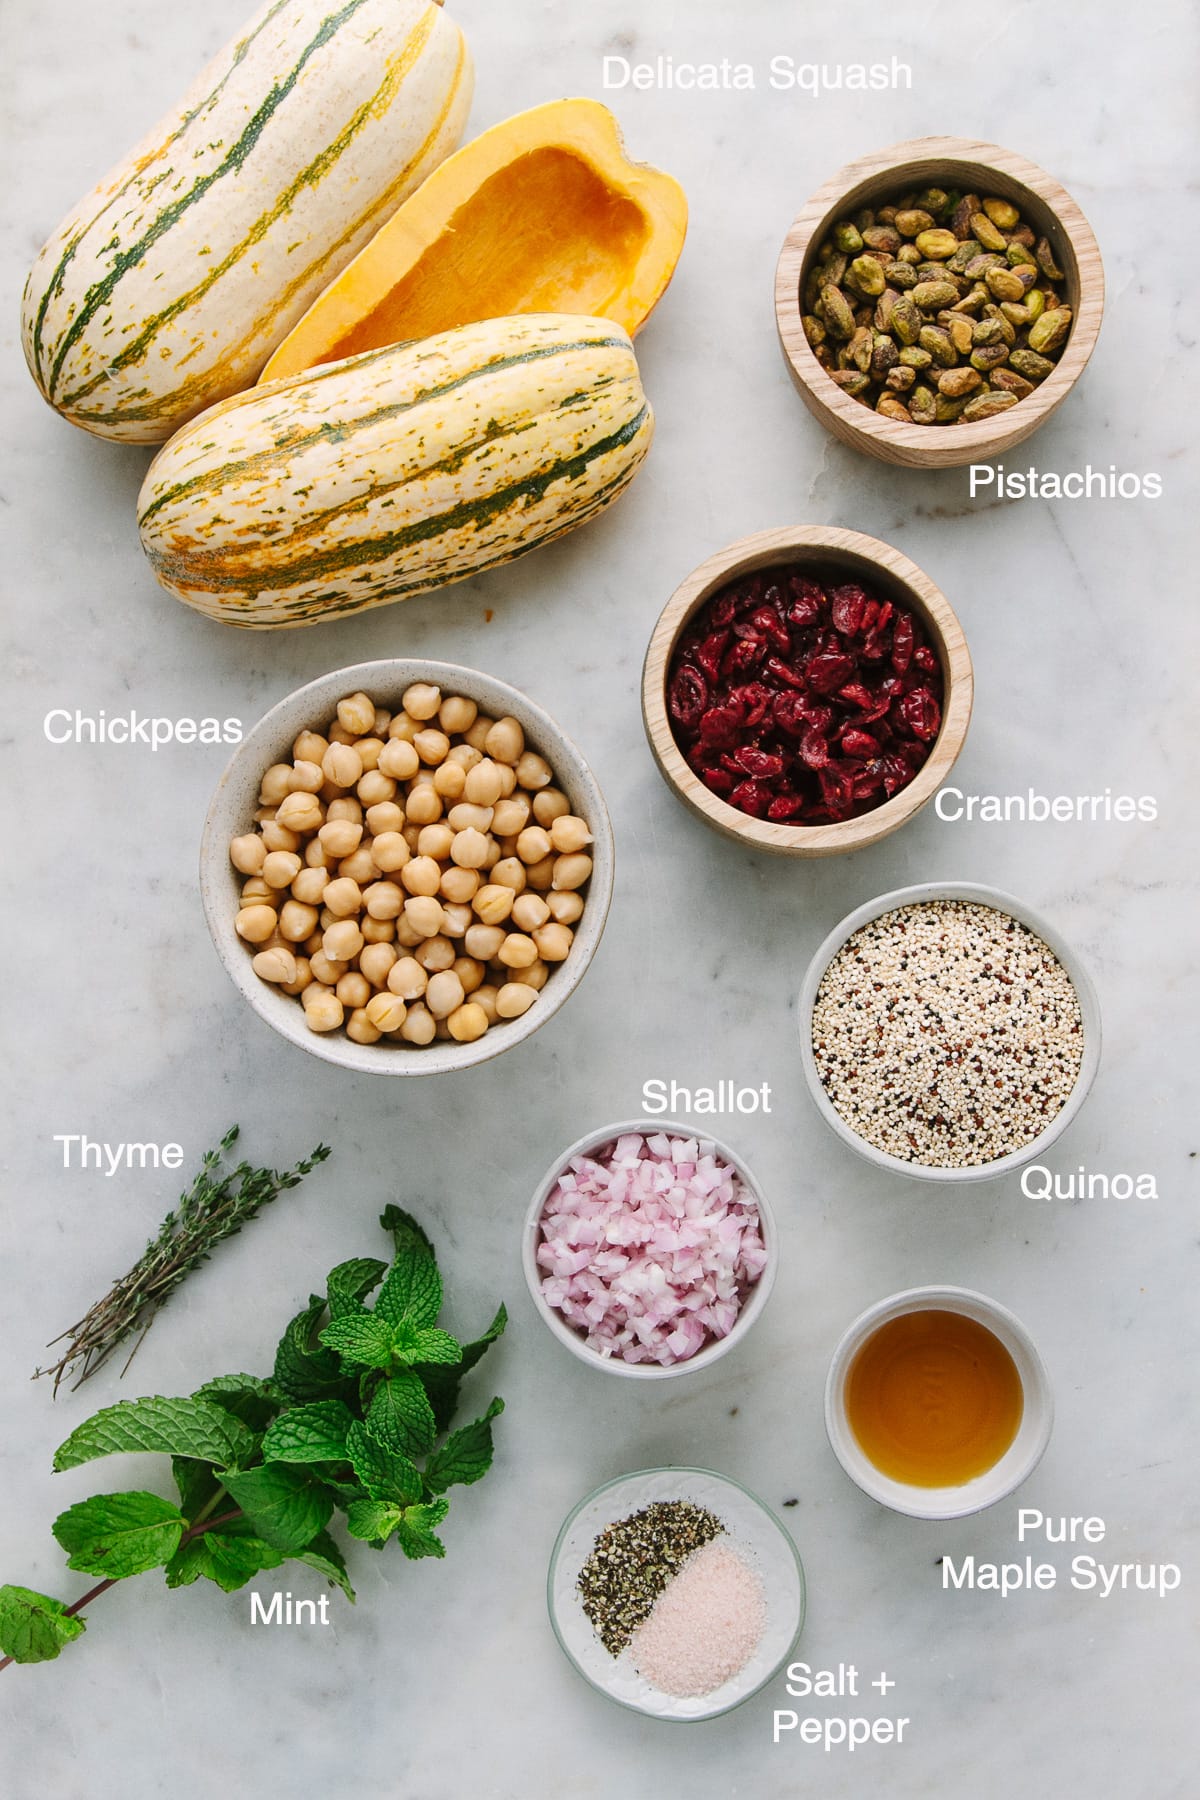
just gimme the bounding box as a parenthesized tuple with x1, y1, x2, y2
(798, 882, 1101, 1183)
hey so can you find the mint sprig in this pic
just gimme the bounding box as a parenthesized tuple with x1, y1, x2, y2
(0, 1208, 505, 1669)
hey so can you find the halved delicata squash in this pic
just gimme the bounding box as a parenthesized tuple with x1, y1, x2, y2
(259, 98, 687, 383)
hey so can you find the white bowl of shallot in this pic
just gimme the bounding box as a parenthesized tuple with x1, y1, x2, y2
(523, 1121, 777, 1380)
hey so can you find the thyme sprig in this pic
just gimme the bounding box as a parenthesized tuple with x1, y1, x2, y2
(36, 1127, 331, 1394)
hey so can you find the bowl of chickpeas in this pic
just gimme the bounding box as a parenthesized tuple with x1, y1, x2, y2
(200, 661, 614, 1073)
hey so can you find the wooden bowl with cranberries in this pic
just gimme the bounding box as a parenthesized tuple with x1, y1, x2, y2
(641, 525, 973, 856)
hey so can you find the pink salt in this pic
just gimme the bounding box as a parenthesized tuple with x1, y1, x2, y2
(628, 1537, 766, 1698)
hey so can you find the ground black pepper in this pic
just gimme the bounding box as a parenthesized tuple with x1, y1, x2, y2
(577, 1501, 724, 1655)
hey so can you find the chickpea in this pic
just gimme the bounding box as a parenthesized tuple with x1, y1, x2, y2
(303, 931, 325, 956)
(524, 855, 555, 892)
(252, 946, 297, 985)
(289, 759, 325, 794)
(360, 943, 398, 988)
(339, 848, 379, 885)
(388, 956, 428, 1000)
(532, 787, 571, 826)
(482, 837, 502, 870)
(553, 853, 593, 891)
(413, 728, 451, 766)
(484, 716, 524, 764)
(279, 899, 320, 942)
(472, 883, 515, 925)
(498, 765, 518, 797)
(451, 827, 490, 869)
(394, 915, 424, 949)
(275, 791, 323, 834)
(253, 806, 277, 824)
(365, 992, 407, 1033)
(400, 1003, 436, 1046)
(511, 893, 550, 932)
(447, 743, 483, 772)
(305, 838, 330, 869)
(328, 721, 356, 746)
(447, 1002, 489, 1043)
(490, 857, 527, 893)
(281, 955, 312, 996)
(259, 763, 294, 804)
(549, 815, 592, 854)
(546, 890, 585, 924)
(426, 970, 465, 1019)
(463, 759, 504, 807)
(439, 694, 478, 735)
(464, 714, 495, 751)
(293, 729, 329, 764)
(360, 917, 395, 945)
(379, 737, 420, 780)
(316, 819, 359, 861)
(236, 904, 279, 944)
(497, 933, 538, 970)
(446, 802, 493, 835)
(309, 951, 347, 987)
(337, 691, 377, 736)
(402, 682, 441, 721)
(496, 981, 538, 1019)
(360, 881, 401, 922)
(323, 920, 364, 963)
(336, 971, 371, 1009)
(439, 864, 479, 904)
(491, 795, 531, 837)
(345, 1007, 381, 1046)
(357, 770, 396, 807)
(387, 711, 420, 744)
(373, 831, 410, 873)
(241, 877, 275, 905)
(403, 823, 423, 852)
(417, 823, 455, 861)
(452, 955, 486, 995)
(323, 742, 363, 789)
(328, 795, 363, 823)
(404, 895, 446, 938)
(365, 800, 405, 837)
(516, 826, 552, 864)
(304, 990, 345, 1033)
(323, 877, 362, 918)
(405, 784, 443, 826)
(291, 867, 328, 906)
(400, 855, 442, 898)
(513, 958, 549, 990)
(440, 903, 472, 939)
(260, 820, 300, 854)
(472, 983, 500, 1024)
(464, 923, 506, 961)
(230, 833, 267, 875)
(433, 759, 467, 801)
(299, 981, 326, 1009)
(516, 751, 554, 791)
(356, 738, 384, 773)
(415, 935, 456, 973)
(533, 922, 574, 962)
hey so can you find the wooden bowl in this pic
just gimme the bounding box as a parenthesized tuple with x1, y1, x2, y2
(641, 526, 973, 857)
(775, 136, 1104, 468)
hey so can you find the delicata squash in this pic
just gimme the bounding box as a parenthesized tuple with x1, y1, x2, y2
(137, 314, 654, 630)
(22, 0, 472, 443)
(259, 98, 688, 382)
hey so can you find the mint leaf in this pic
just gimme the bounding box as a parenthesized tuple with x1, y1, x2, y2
(319, 1313, 396, 1371)
(172, 1457, 226, 1524)
(345, 1499, 402, 1545)
(261, 1400, 354, 1465)
(327, 1258, 387, 1319)
(345, 1421, 422, 1505)
(273, 1296, 346, 1404)
(194, 1374, 281, 1434)
(379, 1205, 434, 1256)
(0, 1586, 85, 1663)
(424, 1398, 504, 1494)
(295, 1529, 355, 1602)
(409, 1328, 462, 1366)
(418, 1303, 508, 1433)
(220, 1466, 333, 1555)
(165, 1531, 284, 1593)
(397, 1498, 449, 1561)
(366, 1370, 437, 1458)
(53, 1492, 185, 1579)
(374, 1220, 442, 1330)
(53, 1396, 255, 1473)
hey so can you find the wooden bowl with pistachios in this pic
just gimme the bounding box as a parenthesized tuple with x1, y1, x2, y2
(775, 136, 1104, 468)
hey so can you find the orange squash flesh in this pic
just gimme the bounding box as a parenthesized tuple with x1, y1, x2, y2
(260, 98, 687, 383)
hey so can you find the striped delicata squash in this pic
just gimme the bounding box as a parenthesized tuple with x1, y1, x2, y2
(22, 0, 471, 444)
(136, 314, 655, 629)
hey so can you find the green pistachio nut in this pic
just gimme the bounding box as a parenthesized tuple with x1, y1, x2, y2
(832, 220, 864, 254)
(1027, 307, 1072, 354)
(982, 196, 1021, 230)
(938, 366, 983, 398)
(985, 266, 1028, 303)
(1009, 347, 1056, 381)
(918, 324, 958, 367)
(898, 344, 933, 369)
(848, 255, 887, 298)
(894, 209, 935, 238)
(820, 284, 857, 340)
(961, 389, 1020, 421)
(910, 383, 938, 423)
(1035, 236, 1066, 282)
(912, 279, 960, 312)
(970, 212, 1009, 252)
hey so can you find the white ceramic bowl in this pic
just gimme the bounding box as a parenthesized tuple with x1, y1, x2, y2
(522, 1120, 777, 1380)
(200, 660, 614, 1075)
(548, 1466, 805, 1720)
(824, 1285, 1054, 1520)
(797, 881, 1101, 1184)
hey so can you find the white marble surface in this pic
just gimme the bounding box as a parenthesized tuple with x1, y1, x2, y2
(1, 0, 1198, 1795)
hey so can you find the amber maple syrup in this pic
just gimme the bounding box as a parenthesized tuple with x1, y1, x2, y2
(845, 1309, 1024, 1487)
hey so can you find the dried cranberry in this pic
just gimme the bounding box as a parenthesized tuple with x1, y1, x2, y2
(799, 728, 832, 769)
(787, 577, 824, 627)
(766, 655, 807, 689)
(696, 631, 731, 682)
(841, 728, 880, 759)
(891, 613, 914, 673)
(880, 754, 912, 797)
(914, 644, 938, 673)
(807, 652, 856, 695)
(734, 746, 785, 779)
(899, 688, 942, 742)
(709, 594, 738, 629)
(698, 700, 745, 744)
(669, 665, 707, 730)
(722, 634, 765, 676)
(728, 779, 772, 818)
(767, 792, 809, 821)
(830, 584, 867, 636)
(818, 763, 855, 818)
(733, 681, 774, 727)
(699, 765, 734, 796)
(771, 692, 809, 737)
